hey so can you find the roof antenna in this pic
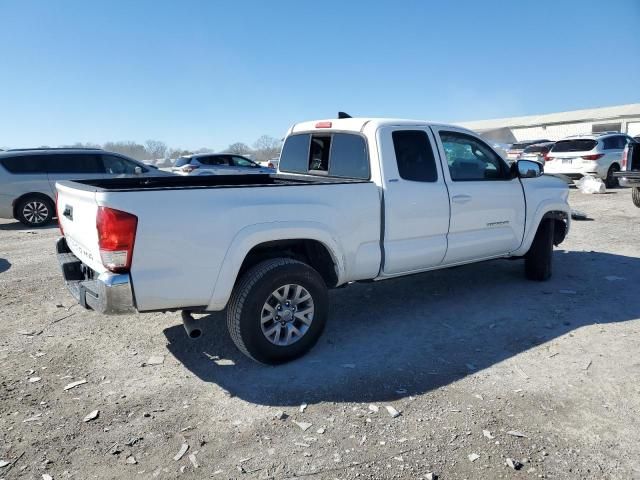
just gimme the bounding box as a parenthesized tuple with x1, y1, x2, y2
(338, 111, 352, 119)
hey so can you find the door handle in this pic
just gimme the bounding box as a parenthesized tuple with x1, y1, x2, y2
(451, 194, 472, 204)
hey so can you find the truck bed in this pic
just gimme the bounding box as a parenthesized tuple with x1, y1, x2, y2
(58, 173, 370, 192)
(56, 173, 382, 311)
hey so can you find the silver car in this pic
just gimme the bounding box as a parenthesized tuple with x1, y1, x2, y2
(0, 148, 169, 226)
(170, 153, 275, 176)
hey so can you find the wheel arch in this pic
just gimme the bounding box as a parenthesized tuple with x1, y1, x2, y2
(12, 192, 55, 218)
(206, 222, 344, 311)
(512, 203, 571, 257)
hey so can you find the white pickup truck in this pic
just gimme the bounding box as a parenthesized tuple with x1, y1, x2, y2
(56, 117, 570, 363)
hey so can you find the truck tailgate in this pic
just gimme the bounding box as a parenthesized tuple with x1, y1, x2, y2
(56, 182, 106, 274)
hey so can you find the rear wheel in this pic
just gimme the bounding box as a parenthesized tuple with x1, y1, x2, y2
(226, 258, 328, 364)
(633, 187, 640, 208)
(16, 195, 54, 227)
(525, 219, 554, 281)
(605, 164, 620, 188)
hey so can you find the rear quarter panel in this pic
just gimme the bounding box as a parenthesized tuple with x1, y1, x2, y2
(0, 168, 54, 219)
(99, 181, 381, 311)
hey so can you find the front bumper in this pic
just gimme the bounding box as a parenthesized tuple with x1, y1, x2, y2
(56, 237, 136, 314)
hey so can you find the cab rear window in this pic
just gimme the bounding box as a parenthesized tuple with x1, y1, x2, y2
(279, 133, 369, 179)
(551, 139, 597, 152)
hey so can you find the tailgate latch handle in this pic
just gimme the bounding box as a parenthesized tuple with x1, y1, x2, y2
(63, 205, 73, 221)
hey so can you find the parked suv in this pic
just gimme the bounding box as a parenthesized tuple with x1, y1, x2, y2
(544, 132, 635, 187)
(519, 141, 555, 164)
(0, 148, 168, 227)
(170, 153, 275, 176)
(506, 139, 551, 163)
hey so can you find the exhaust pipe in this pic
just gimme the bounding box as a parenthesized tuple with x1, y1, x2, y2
(181, 311, 202, 339)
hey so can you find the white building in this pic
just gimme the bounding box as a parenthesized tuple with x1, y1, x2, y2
(458, 103, 640, 144)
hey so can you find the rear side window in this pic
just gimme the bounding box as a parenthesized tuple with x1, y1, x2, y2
(47, 154, 104, 174)
(279, 133, 369, 179)
(174, 157, 191, 167)
(199, 156, 229, 166)
(603, 137, 619, 150)
(392, 130, 438, 182)
(0, 155, 47, 174)
(552, 139, 597, 152)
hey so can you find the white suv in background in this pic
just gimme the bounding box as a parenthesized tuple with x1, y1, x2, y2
(544, 132, 635, 187)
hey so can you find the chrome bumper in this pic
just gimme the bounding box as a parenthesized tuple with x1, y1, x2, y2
(56, 237, 136, 315)
(614, 171, 640, 187)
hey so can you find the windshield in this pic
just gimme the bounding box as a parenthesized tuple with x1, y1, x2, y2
(552, 139, 597, 153)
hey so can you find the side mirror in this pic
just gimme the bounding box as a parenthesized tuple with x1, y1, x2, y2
(134, 166, 143, 175)
(516, 159, 543, 178)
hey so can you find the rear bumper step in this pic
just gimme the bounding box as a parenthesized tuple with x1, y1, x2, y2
(614, 171, 640, 186)
(56, 237, 136, 315)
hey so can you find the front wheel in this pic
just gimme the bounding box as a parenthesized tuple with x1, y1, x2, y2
(632, 187, 640, 208)
(525, 219, 554, 281)
(226, 258, 328, 364)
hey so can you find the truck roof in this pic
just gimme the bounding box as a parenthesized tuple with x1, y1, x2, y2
(290, 118, 473, 135)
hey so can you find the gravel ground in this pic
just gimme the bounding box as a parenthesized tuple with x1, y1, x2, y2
(1, 188, 639, 480)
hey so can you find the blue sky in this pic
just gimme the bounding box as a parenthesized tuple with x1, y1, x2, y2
(1, 0, 639, 151)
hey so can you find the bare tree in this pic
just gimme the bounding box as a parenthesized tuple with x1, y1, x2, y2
(103, 141, 148, 160)
(145, 140, 168, 160)
(252, 135, 282, 163)
(167, 148, 194, 159)
(225, 142, 252, 155)
(59, 142, 101, 149)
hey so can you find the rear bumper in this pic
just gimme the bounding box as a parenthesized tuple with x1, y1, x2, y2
(56, 237, 136, 315)
(614, 171, 640, 186)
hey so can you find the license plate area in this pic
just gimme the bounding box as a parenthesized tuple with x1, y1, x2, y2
(562, 158, 573, 165)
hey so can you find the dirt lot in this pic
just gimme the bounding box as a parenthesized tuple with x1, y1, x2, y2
(1, 188, 639, 480)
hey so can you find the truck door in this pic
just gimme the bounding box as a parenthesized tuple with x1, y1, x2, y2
(430, 126, 525, 264)
(378, 126, 450, 275)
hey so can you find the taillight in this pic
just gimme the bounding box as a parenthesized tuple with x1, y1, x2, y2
(55, 192, 64, 236)
(622, 147, 628, 169)
(96, 207, 137, 273)
(542, 152, 551, 162)
(581, 154, 604, 161)
(267, 162, 274, 168)
(315, 121, 332, 128)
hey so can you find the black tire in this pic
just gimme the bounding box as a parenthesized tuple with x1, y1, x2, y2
(226, 258, 328, 364)
(525, 219, 554, 281)
(633, 187, 640, 208)
(605, 164, 620, 188)
(16, 195, 54, 227)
